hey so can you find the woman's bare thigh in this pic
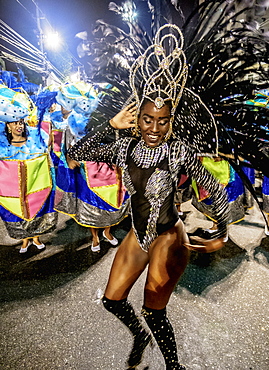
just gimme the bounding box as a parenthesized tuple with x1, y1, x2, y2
(144, 220, 189, 309)
(105, 229, 149, 300)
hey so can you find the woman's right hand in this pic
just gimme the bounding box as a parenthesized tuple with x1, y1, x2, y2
(110, 102, 136, 130)
(66, 154, 80, 169)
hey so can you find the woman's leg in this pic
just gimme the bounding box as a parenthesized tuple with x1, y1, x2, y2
(90, 228, 101, 252)
(90, 227, 100, 247)
(19, 238, 30, 253)
(32, 236, 44, 246)
(103, 229, 151, 368)
(22, 238, 29, 249)
(104, 229, 149, 300)
(32, 236, 46, 250)
(142, 220, 189, 369)
(33, 236, 40, 245)
(145, 220, 189, 309)
(104, 226, 111, 238)
(103, 226, 118, 246)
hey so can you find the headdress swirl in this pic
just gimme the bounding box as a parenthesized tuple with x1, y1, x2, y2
(129, 24, 188, 120)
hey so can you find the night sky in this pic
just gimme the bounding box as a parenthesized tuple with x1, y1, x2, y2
(0, 0, 198, 74)
(0, 0, 114, 53)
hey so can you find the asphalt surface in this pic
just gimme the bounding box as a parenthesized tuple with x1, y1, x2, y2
(0, 201, 269, 370)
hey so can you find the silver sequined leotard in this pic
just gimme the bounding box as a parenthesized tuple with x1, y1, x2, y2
(68, 124, 229, 252)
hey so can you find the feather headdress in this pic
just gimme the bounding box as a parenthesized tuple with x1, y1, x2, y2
(77, 0, 269, 165)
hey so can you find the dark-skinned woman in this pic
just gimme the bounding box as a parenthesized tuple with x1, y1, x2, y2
(66, 25, 229, 370)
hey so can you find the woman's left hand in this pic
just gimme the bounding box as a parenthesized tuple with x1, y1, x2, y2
(66, 154, 81, 169)
(184, 236, 225, 253)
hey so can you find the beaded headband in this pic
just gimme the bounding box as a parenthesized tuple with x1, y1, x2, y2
(129, 24, 188, 125)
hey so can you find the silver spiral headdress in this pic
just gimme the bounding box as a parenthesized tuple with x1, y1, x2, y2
(129, 23, 217, 155)
(129, 24, 188, 125)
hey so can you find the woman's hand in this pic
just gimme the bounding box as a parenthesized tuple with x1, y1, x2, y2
(110, 102, 136, 130)
(66, 154, 81, 169)
(184, 235, 225, 253)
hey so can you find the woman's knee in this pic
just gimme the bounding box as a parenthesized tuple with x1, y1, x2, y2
(144, 247, 189, 309)
(143, 287, 170, 310)
(144, 273, 175, 309)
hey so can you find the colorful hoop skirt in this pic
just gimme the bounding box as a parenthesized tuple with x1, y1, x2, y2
(192, 158, 254, 224)
(54, 155, 129, 228)
(0, 153, 57, 239)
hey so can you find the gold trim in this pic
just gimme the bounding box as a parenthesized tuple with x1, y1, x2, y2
(203, 212, 245, 225)
(53, 208, 128, 228)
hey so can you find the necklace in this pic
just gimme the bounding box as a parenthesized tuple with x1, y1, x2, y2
(131, 140, 169, 169)
(11, 139, 26, 143)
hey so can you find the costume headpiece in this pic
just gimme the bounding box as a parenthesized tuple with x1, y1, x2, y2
(56, 82, 100, 115)
(128, 23, 218, 153)
(0, 84, 32, 123)
(129, 24, 188, 121)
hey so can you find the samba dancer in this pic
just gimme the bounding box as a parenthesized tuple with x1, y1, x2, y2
(53, 82, 130, 252)
(0, 85, 57, 253)
(67, 25, 229, 369)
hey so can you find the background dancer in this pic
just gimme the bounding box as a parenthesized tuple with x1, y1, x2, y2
(0, 84, 58, 254)
(53, 82, 131, 252)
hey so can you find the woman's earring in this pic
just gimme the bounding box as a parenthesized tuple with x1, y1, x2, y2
(164, 121, 173, 141)
(8, 127, 11, 133)
(133, 118, 141, 137)
(20, 120, 24, 132)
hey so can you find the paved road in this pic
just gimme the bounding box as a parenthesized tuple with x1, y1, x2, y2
(0, 201, 269, 370)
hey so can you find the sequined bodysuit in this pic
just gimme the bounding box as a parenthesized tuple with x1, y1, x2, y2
(68, 125, 229, 252)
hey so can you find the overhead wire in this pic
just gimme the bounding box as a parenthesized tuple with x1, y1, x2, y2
(0, 20, 65, 79)
(0, 52, 44, 73)
(1, 0, 83, 79)
(0, 44, 43, 67)
(0, 20, 43, 57)
(14, 0, 36, 20)
(28, 0, 83, 66)
(0, 26, 43, 62)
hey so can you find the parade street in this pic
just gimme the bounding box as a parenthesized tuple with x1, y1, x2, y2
(1, 201, 269, 370)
